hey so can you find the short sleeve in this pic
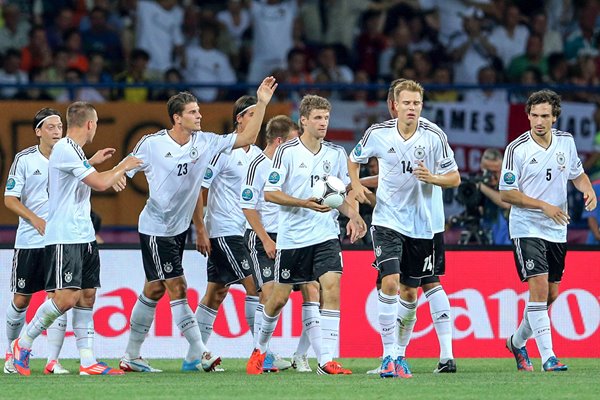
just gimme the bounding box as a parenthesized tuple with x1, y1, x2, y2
(349, 125, 379, 164)
(499, 144, 521, 191)
(210, 132, 237, 156)
(568, 140, 584, 180)
(202, 153, 224, 189)
(433, 132, 458, 175)
(5, 156, 26, 197)
(264, 146, 288, 192)
(336, 147, 351, 186)
(56, 143, 96, 181)
(126, 135, 151, 178)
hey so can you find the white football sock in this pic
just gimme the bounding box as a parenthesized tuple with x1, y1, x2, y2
(171, 299, 207, 362)
(527, 301, 555, 363)
(125, 294, 157, 359)
(396, 297, 417, 357)
(425, 286, 453, 362)
(195, 303, 217, 346)
(21, 299, 62, 349)
(72, 307, 96, 367)
(46, 312, 67, 362)
(377, 291, 398, 358)
(245, 295, 259, 337)
(319, 309, 340, 365)
(5, 301, 27, 353)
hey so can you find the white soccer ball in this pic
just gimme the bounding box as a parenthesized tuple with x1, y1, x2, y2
(312, 175, 347, 209)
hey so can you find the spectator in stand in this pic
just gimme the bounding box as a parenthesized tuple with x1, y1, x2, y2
(412, 50, 434, 84)
(507, 34, 548, 82)
(354, 10, 388, 80)
(46, 7, 76, 51)
(488, 4, 529, 69)
(86, 51, 113, 100)
(112, 48, 151, 102)
(428, 65, 460, 102)
(181, 5, 201, 48)
(545, 0, 576, 37)
(448, 7, 497, 84)
(46, 47, 70, 99)
(79, 0, 124, 33)
(564, 3, 600, 61)
(546, 53, 570, 84)
(247, 0, 298, 84)
(463, 65, 507, 104)
(152, 67, 185, 101)
(217, 0, 251, 52)
(81, 7, 124, 72)
(183, 21, 236, 102)
(56, 67, 106, 103)
(530, 11, 564, 57)
(135, 0, 184, 77)
(0, 4, 31, 55)
(20, 25, 53, 73)
(0, 49, 29, 99)
(389, 51, 410, 81)
(284, 48, 313, 101)
(63, 28, 89, 73)
(13, 68, 54, 101)
(311, 45, 354, 85)
(347, 70, 372, 102)
(379, 22, 411, 80)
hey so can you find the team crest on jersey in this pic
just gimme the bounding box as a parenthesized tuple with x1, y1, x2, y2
(268, 171, 280, 184)
(204, 168, 213, 180)
(262, 267, 271, 278)
(525, 259, 534, 271)
(64, 272, 72, 283)
(375, 246, 382, 257)
(83, 160, 91, 169)
(281, 269, 290, 279)
(503, 172, 516, 185)
(414, 145, 426, 160)
(242, 188, 253, 201)
(163, 262, 173, 273)
(353, 143, 362, 157)
(6, 178, 16, 190)
(556, 152, 565, 166)
(190, 147, 199, 160)
(323, 160, 331, 173)
(241, 259, 250, 270)
(17, 278, 25, 289)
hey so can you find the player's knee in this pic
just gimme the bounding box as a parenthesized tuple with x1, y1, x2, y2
(12, 295, 30, 309)
(380, 276, 399, 296)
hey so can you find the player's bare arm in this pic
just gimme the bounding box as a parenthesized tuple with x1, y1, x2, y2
(112, 175, 127, 192)
(265, 190, 331, 213)
(572, 172, 597, 211)
(413, 161, 461, 188)
(338, 199, 367, 242)
(243, 208, 276, 259)
(83, 155, 142, 192)
(192, 188, 211, 256)
(347, 159, 372, 205)
(88, 147, 116, 166)
(234, 76, 278, 149)
(4, 196, 46, 236)
(500, 188, 570, 226)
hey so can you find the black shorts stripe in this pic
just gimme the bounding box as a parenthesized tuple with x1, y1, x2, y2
(9, 146, 37, 175)
(273, 139, 299, 168)
(246, 153, 267, 186)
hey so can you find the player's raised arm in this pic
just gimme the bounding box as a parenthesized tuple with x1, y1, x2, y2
(233, 76, 278, 149)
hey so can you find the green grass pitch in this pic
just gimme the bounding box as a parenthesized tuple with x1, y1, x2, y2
(1, 358, 598, 399)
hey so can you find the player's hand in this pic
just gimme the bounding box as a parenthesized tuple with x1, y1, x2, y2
(262, 236, 277, 259)
(195, 225, 211, 256)
(583, 190, 597, 212)
(413, 161, 434, 184)
(346, 218, 367, 243)
(112, 175, 127, 192)
(351, 182, 372, 205)
(120, 155, 143, 172)
(89, 148, 116, 166)
(256, 76, 278, 105)
(541, 203, 570, 225)
(303, 197, 332, 213)
(31, 215, 46, 236)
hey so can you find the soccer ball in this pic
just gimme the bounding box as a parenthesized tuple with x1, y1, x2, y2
(312, 175, 347, 208)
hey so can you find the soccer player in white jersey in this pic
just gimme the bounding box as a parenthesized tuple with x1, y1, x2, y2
(192, 95, 268, 370)
(362, 79, 457, 374)
(349, 79, 460, 378)
(239, 115, 306, 372)
(119, 77, 277, 373)
(500, 90, 596, 372)
(4, 108, 70, 375)
(11, 102, 142, 376)
(246, 94, 367, 375)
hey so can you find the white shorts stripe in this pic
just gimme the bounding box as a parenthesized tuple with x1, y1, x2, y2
(248, 231, 263, 288)
(217, 237, 245, 279)
(10, 249, 19, 292)
(274, 250, 281, 283)
(149, 236, 164, 280)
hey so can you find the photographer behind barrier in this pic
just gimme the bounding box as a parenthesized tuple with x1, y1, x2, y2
(454, 148, 511, 245)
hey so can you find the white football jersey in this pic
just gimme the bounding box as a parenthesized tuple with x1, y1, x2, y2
(432, 186, 444, 234)
(240, 152, 280, 234)
(44, 138, 96, 245)
(5, 146, 49, 248)
(500, 129, 583, 242)
(128, 129, 237, 236)
(203, 145, 263, 238)
(350, 117, 458, 239)
(265, 138, 350, 249)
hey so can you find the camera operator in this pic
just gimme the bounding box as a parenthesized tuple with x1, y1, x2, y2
(477, 148, 511, 245)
